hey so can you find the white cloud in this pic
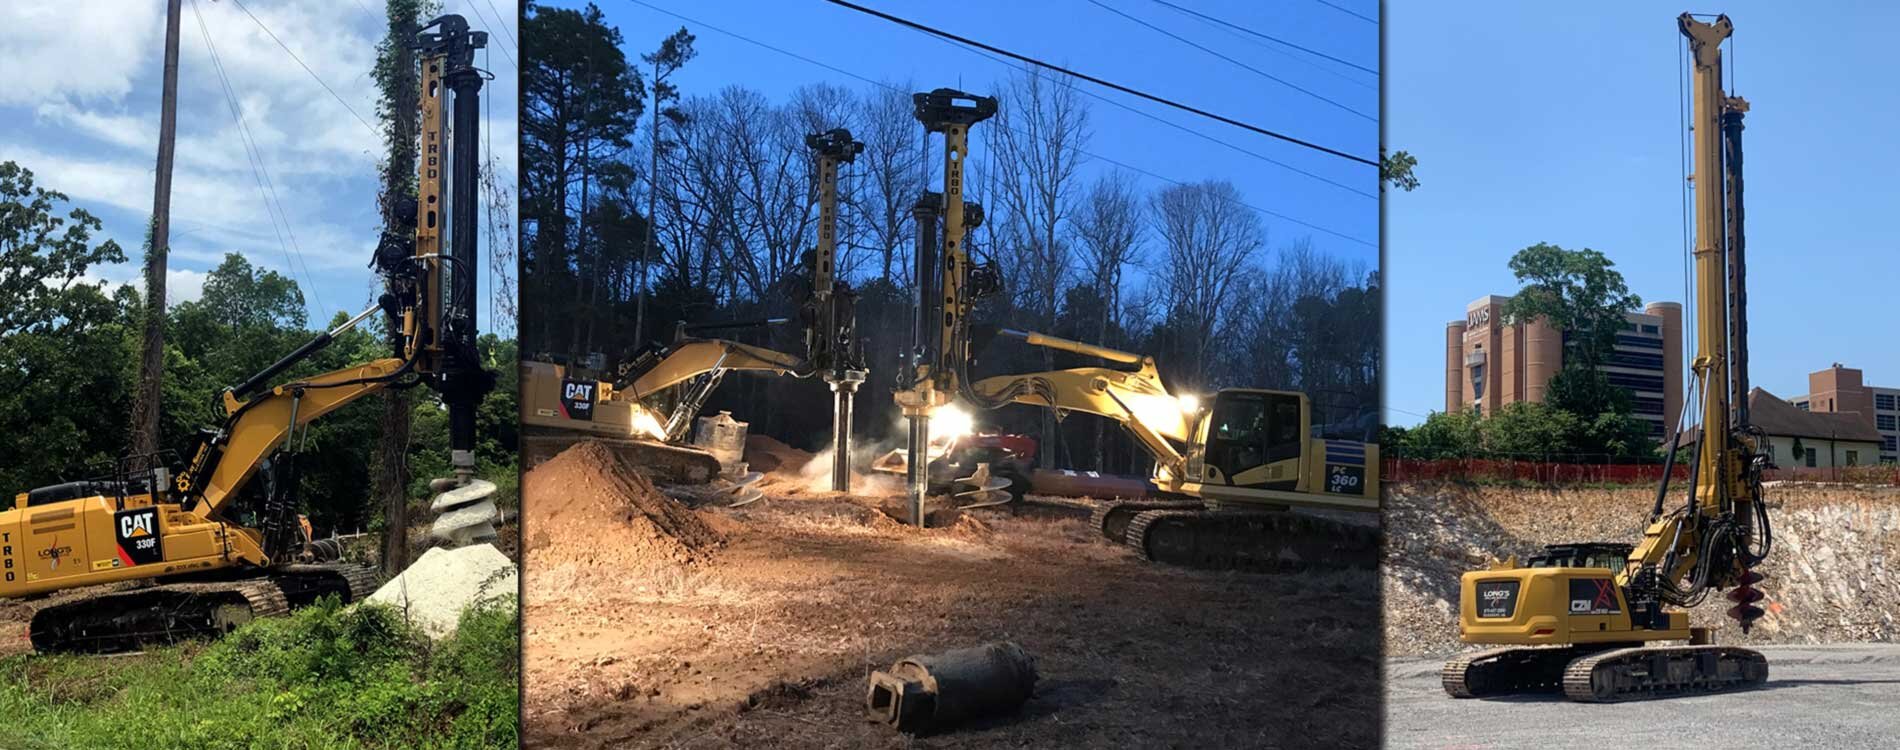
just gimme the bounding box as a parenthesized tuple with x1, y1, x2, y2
(0, 3, 160, 106)
(8, 0, 517, 330)
(76, 266, 208, 306)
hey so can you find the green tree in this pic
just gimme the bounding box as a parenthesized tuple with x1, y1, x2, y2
(1480, 402, 1580, 458)
(0, 162, 136, 498)
(1500, 242, 1641, 370)
(0, 161, 126, 335)
(1381, 149, 1419, 192)
(521, 1, 646, 355)
(1397, 409, 1483, 459)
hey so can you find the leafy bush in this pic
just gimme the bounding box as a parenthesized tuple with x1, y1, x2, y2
(0, 597, 518, 749)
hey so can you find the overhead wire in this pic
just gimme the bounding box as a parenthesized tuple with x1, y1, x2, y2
(227, 0, 379, 137)
(1085, 0, 1373, 122)
(189, 0, 328, 318)
(626, 0, 1374, 246)
(897, 11, 1375, 199)
(1313, 0, 1376, 25)
(463, 0, 518, 70)
(819, 0, 1375, 167)
(1148, 0, 1376, 77)
(480, 0, 520, 51)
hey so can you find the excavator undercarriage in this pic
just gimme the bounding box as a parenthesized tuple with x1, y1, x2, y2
(28, 564, 379, 654)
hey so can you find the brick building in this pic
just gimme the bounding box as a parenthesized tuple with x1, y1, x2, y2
(1445, 295, 1683, 437)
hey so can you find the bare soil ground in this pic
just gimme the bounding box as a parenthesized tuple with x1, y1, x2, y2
(523, 439, 1383, 749)
(1384, 482, 1900, 657)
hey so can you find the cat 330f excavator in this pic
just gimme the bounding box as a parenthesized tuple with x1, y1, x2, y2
(520, 128, 870, 501)
(1, 16, 496, 653)
(1442, 13, 1771, 702)
(883, 88, 1381, 573)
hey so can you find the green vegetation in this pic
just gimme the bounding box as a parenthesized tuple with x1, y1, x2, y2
(0, 598, 519, 750)
(0, 160, 518, 528)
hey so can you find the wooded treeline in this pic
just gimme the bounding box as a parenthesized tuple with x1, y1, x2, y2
(520, 4, 1379, 474)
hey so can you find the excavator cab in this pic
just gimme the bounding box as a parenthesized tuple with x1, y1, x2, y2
(1200, 390, 1307, 490)
(1182, 389, 1377, 506)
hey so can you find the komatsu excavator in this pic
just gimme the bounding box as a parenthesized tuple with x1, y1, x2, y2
(885, 89, 1380, 573)
(1, 16, 496, 652)
(1441, 13, 1771, 702)
(519, 128, 869, 500)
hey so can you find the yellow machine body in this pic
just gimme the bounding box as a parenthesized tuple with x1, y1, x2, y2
(1456, 566, 1691, 646)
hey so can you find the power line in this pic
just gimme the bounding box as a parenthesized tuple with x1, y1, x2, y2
(624, 0, 1374, 247)
(227, 0, 378, 136)
(1148, 0, 1376, 76)
(1086, 0, 1372, 122)
(1314, 0, 1376, 25)
(189, 0, 328, 318)
(481, 0, 521, 51)
(898, 12, 1375, 200)
(819, 0, 1375, 167)
(463, 0, 518, 70)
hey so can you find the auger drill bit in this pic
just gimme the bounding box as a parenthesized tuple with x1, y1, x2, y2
(1727, 568, 1766, 632)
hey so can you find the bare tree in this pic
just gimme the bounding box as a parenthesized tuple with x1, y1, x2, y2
(984, 70, 1090, 464)
(1073, 169, 1142, 469)
(855, 82, 922, 285)
(1150, 180, 1262, 390)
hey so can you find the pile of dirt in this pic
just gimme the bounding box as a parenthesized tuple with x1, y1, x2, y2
(523, 441, 723, 575)
(1384, 482, 1900, 656)
(744, 435, 812, 475)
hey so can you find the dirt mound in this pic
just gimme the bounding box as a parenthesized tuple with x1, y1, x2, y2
(524, 441, 722, 575)
(744, 434, 811, 475)
(1385, 482, 1900, 656)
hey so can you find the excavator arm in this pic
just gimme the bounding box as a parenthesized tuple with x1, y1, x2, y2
(616, 338, 810, 398)
(966, 333, 1193, 478)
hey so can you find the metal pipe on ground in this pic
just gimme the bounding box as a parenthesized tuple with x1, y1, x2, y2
(866, 641, 1038, 734)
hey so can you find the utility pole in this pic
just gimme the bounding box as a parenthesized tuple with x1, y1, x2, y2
(374, 0, 423, 576)
(131, 0, 182, 459)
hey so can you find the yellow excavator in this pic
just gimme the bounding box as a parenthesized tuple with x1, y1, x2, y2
(2, 15, 496, 653)
(519, 128, 869, 500)
(884, 89, 1380, 572)
(1441, 13, 1770, 702)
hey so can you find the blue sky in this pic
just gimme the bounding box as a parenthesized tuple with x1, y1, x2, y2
(546, 0, 1380, 284)
(2, 1, 517, 335)
(1385, 1, 1900, 425)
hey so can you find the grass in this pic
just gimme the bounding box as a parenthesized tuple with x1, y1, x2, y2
(0, 597, 518, 750)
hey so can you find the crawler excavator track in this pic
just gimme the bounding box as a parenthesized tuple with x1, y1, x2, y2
(27, 563, 380, 654)
(1560, 644, 1768, 702)
(1440, 644, 1768, 702)
(1090, 499, 1203, 542)
(1124, 508, 1380, 573)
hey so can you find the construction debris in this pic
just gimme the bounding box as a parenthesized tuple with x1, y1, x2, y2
(368, 543, 517, 639)
(867, 641, 1039, 734)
